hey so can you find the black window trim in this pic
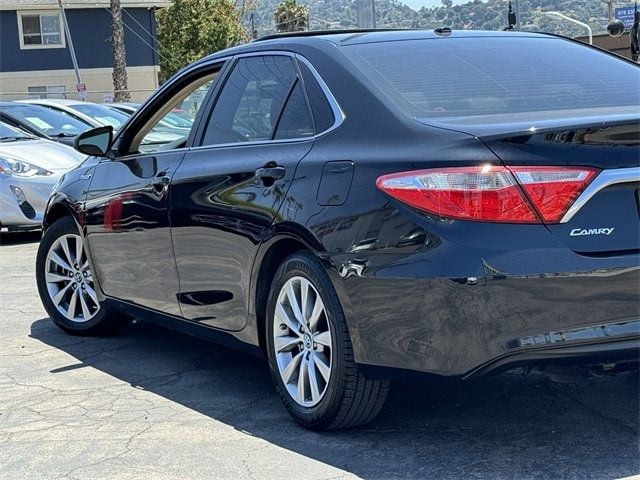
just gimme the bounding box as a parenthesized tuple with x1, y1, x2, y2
(110, 59, 232, 161)
(190, 50, 345, 152)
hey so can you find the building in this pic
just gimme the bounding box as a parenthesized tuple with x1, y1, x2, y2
(0, 0, 170, 103)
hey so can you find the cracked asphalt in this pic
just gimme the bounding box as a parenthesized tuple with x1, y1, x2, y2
(1, 232, 639, 480)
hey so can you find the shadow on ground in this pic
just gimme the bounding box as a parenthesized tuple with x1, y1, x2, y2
(30, 318, 639, 479)
(0, 231, 41, 246)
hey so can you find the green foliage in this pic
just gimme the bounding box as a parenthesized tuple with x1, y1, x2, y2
(248, 0, 613, 38)
(156, 0, 246, 81)
(275, 0, 309, 32)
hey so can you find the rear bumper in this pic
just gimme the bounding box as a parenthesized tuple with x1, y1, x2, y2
(463, 323, 639, 378)
(329, 249, 640, 378)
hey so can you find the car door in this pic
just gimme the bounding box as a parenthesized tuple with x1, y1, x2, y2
(170, 53, 316, 330)
(84, 67, 221, 316)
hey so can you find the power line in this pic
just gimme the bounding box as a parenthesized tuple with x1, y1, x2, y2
(102, 7, 170, 63)
(121, 7, 165, 49)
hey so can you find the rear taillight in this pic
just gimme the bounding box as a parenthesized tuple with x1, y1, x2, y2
(376, 165, 598, 224)
(509, 167, 598, 223)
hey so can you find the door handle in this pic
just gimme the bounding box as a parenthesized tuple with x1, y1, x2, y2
(255, 165, 285, 181)
(255, 165, 285, 187)
(150, 171, 171, 187)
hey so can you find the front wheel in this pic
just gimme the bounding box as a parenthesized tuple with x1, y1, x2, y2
(36, 216, 129, 336)
(266, 252, 389, 430)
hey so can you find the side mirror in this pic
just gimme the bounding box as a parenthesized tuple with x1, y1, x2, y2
(74, 126, 113, 157)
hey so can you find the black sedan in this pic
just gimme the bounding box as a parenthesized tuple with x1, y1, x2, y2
(0, 101, 91, 146)
(35, 30, 640, 430)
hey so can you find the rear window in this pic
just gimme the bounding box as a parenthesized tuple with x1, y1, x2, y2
(344, 37, 640, 118)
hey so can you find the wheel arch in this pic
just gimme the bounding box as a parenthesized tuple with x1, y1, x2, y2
(43, 198, 76, 232)
(251, 227, 327, 352)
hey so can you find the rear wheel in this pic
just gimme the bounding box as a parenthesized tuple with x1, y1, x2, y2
(36, 216, 129, 336)
(266, 251, 389, 430)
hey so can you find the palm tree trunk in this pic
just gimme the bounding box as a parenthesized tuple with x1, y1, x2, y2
(111, 0, 130, 101)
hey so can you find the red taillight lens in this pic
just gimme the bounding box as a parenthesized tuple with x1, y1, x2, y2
(376, 165, 599, 224)
(510, 167, 598, 223)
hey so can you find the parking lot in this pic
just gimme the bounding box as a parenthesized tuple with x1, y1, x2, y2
(0, 232, 638, 480)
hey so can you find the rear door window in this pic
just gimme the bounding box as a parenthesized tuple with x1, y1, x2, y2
(298, 62, 335, 133)
(274, 80, 314, 140)
(201, 55, 299, 145)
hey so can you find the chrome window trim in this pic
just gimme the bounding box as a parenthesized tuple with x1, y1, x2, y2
(560, 166, 640, 223)
(294, 53, 346, 135)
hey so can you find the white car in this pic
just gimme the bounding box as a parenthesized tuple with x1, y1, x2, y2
(21, 99, 186, 148)
(0, 121, 86, 231)
(18, 98, 128, 131)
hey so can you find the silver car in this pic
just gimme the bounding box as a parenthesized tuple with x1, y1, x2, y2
(0, 122, 86, 231)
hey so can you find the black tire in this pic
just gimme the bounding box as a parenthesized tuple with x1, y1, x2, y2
(265, 251, 389, 430)
(36, 216, 130, 336)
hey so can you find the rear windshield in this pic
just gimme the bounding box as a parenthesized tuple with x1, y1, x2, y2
(343, 37, 640, 118)
(72, 103, 128, 129)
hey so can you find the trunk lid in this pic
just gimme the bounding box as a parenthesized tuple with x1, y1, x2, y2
(419, 107, 640, 255)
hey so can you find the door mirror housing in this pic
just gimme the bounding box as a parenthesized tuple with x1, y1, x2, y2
(74, 126, 113, 157)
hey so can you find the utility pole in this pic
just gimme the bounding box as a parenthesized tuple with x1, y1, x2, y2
(357, 0, 376, 28)
(57, 0, 83, 100)
(111, 0, 130, 102)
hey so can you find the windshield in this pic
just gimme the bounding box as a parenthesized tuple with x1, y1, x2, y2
(0, 121, 34, 141)
(344, 37, 640, 118)
(6, 104, 91, 137)
(72, 103, 128, 129)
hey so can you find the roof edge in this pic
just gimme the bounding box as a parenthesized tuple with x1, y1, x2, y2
(0, 1, 170, 10)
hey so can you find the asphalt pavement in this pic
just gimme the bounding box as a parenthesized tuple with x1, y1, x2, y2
(1, 231, 638, 480)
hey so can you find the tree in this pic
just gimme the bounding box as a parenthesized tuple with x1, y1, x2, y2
(274, 0, 308, 32)
(156, 0, 246, 81)
(111, 0, 130, 101)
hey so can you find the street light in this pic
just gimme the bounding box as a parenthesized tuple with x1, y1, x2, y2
(542, 11, 593, 44)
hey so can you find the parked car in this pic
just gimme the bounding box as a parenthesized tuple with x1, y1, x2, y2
(0, 102, 91, 146)
(19, 99, 129, 132)
(0, 121, 86, 231)
(105, 102, 193, 132)
(35, 30, 640, 430)
(29, 99, 185, 147)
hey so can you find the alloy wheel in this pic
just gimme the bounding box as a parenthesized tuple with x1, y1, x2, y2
(45, 233, 100, 323)
(273, 276, 332, 407)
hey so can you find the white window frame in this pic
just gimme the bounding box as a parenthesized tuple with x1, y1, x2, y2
(17, 10, 66, 50)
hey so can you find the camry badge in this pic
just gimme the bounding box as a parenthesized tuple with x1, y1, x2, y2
(569, 227, 615, 237)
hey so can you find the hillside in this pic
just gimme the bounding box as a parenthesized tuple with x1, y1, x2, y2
(247, 0, 614, 38)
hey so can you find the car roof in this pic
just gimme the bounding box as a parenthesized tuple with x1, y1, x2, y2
(196, 29, 558, 65)
(0, 101, 51, 110)
(253, 28, 545, 43)
(19, 98, 84, 107)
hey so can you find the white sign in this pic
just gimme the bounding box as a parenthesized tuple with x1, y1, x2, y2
(103, 93, 114, 104)
(76, 82, 87, 100)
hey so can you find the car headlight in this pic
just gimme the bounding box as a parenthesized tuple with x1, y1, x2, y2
(0, 157, 52, 177)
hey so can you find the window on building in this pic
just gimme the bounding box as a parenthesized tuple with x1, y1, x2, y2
(18, 12, 64, 49)
(27, 85, 67, 99)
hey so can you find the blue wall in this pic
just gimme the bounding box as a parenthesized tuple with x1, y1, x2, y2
(0, 8, 158, 72)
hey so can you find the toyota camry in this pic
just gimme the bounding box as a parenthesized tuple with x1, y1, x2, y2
(36, 30, 640, 430)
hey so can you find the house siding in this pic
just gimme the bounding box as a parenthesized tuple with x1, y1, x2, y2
(0, 7, 159, 73)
